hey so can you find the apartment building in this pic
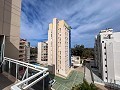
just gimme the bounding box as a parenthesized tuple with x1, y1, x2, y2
(94, 28, 120, 84)
(37, 41, 48, 65)
(19, 39, 30, 62)
(48, 18, 71, 77)
(0, 0, 21, 60)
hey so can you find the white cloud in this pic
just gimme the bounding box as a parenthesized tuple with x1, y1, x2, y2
(21, 0, 120, 47)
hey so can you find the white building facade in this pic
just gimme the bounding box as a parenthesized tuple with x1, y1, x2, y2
(94, 28, 120, 84)
(37, 41, 48, 65)
(48, 18, 71, 77)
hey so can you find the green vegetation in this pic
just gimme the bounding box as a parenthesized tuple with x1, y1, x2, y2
(71, 44, 94, 59)
(30, 47, 37, 54)
(71, 79, 98, 90)
(30, 47, 37, 60)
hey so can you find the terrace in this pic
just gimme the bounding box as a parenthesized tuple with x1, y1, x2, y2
(0, 57, 49, 90)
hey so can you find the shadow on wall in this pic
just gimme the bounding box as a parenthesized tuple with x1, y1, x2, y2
(5, 37, 19, 59)
(48, 64, 55, 75)
(3, 40, 19, 77)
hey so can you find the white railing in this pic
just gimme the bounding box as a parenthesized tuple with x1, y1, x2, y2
(2, 57, 49, 90)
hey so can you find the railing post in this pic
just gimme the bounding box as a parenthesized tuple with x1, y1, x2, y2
(16, 64, 18, 81)
(43, 73, 44, 90)
(9, 60, 11, 74)
(2, 60, 5, 73)
(26, 65, 28, 85)
(3, 57, 49, 90)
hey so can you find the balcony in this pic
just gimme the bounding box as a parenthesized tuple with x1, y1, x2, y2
(0, 57, 49, 90)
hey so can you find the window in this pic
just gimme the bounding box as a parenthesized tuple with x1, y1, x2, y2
(59, 28, 61, 32)
(108, 35, 111, 39)
(102, 41, 104, 43)
(104, 47, 106, 49)
(106, 77, 108, 79)
(105, 59, 107, 61)
(105, 65, 107, 67)
(105, 71, 107, 73)
(104, 52, 106, 55)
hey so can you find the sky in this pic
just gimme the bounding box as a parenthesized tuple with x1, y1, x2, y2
(21, 0, 120, 48)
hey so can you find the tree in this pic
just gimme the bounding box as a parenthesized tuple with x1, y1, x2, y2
(30, 47, 37, 54)
(71, 79, 98, 90)
(71, 44, 84, 57)
(71, 44, 94, 59)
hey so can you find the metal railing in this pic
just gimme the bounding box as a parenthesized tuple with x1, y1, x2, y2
(2, 57, 49, 90)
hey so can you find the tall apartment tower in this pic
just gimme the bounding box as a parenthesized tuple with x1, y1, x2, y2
(37, 41, 48, 65)
(94, 28, 120, 84)
(19, 39, 30, 62)
(0, 0, 21, 60)
(48, 18, 71, 77)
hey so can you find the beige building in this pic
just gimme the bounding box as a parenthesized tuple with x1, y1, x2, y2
(0, 0, 21, 60)
(37, 41, 48, 65)
(48, 18, 71, 77)
(19, 39, 30, 62)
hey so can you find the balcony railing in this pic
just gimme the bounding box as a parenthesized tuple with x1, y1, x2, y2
(1, 57, 49, 90)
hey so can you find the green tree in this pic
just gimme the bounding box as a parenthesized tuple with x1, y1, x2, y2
(71, 79, 98, 90)
(71, 44, 94, 59)
(30, 47, 37, 54)
(71, 44, 84, 57)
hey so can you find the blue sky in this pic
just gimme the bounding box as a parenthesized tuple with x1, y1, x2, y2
(21, 0, 120, 48)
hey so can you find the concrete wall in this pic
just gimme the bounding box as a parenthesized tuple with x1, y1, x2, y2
(113, 42, 120, 81)
(106, 41, 115, 83)
(38, 42, 42, 64)
(0, 0, 21, 59)
(52, 18, 57, 74)
(48, 23, 53, 65)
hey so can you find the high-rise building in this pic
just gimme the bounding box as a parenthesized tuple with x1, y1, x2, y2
(48, 18, 71, 77)
(19, 39, 30, 62)
(94, 28, 120, 84)
(0, 0, 21, 60)
(0, 1, 49, 90)
(37, 41, 48, 65)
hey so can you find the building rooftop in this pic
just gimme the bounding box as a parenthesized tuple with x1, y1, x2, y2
(50, 70, 84, 90)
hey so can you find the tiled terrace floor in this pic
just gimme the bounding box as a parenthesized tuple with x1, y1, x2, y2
(51, 70, 84, 90)
(0, 73, 14, 90)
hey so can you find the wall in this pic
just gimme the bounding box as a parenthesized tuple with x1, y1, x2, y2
(0, 0, 21, 59)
